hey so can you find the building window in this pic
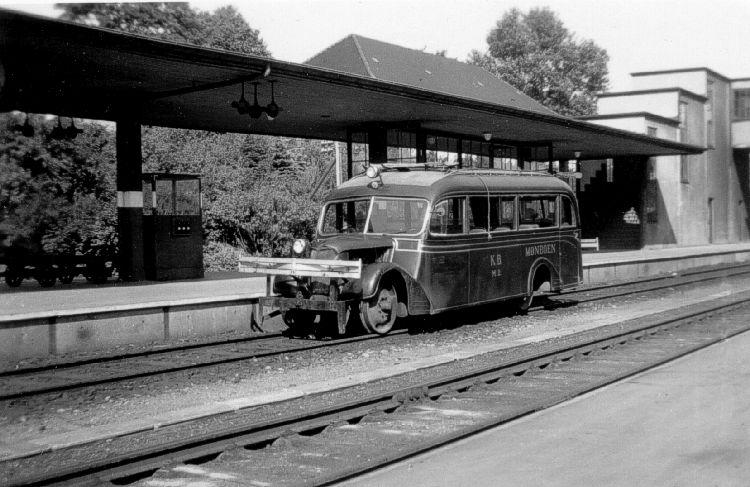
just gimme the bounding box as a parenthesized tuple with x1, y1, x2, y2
(606, 158, 614, 182)
(680, 155, 689, 183)
(734, 89, 750, 120)
(645, 180, 658, 223)
(386, 129, 417, 164)
(460, 139, 490, 168)
(426, 135, 460, 166)
(492, 144, 518, 170)
(678, 101, 688, 143)
(350, 131, 369, 176)
(647, 126, 657, 137)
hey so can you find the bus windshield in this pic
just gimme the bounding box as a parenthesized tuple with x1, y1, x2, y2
(320, 197, 428, 235)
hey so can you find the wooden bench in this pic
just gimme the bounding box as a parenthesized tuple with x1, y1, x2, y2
(581, 237, 600, 251)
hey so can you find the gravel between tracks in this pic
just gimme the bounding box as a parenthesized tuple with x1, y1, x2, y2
(1, 276, 749, 460)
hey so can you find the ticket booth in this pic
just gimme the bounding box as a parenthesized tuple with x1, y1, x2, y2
(142, 173, 204, 280)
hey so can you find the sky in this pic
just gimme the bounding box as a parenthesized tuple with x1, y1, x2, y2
(4, 0, 750, 91)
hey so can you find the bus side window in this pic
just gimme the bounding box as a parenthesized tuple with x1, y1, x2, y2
(519, 197, 540, 229)
(561, 196, 577, 227)
(430, 197, 465, 235)
(468, 196, 488, 233)
(520, 196, 557, 228)
(490, 196, 515, 231)
(540, 197, 556, 227)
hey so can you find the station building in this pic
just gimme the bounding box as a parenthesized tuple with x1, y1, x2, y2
(580, 68, 750, 249)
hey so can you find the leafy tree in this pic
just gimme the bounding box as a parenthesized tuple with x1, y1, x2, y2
(469, 7, 609, 116)
(58, 3, 269, 56)
(0, 114, 117, 255)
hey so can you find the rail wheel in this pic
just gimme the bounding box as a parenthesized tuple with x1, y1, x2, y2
(360, 281, 398, 335)
(282, 309, 317, 336)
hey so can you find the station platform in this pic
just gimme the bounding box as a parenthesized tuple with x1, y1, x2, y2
(1, 242, 750, 364)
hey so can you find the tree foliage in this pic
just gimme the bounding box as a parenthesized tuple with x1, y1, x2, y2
(0, 114, 117, 254)
(58, 3, 270, 56)
(469, 7, 609, 116)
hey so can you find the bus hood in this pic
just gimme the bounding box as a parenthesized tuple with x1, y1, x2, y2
(314, 235, 394, 254)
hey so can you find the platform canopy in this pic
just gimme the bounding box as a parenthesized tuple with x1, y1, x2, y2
(0, 9, 703, 161)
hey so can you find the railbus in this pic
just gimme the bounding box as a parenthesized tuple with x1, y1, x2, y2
(240, 164, 582, 335)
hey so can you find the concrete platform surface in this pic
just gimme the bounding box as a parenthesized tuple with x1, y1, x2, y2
(583, 241, 750, 265)
(0, 271, 267, 318)
(341, 329, 750, 487)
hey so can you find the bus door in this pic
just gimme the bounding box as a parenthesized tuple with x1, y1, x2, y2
(559, 195, 581, 285)
(426, 196, 469, 310)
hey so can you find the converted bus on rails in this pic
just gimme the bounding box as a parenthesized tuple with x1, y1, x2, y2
(240, 165, 582, 335)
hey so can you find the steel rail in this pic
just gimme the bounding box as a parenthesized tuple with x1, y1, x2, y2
(5, 289, 750, 486)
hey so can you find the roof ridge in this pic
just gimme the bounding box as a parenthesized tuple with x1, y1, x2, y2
(350, 34, 375, 78)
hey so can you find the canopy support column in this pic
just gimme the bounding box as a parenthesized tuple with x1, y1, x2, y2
(116, 120, 145, 281)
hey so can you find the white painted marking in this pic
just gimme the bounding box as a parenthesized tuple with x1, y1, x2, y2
(116, 190, 143, 208)
(172, 465, 206, 474)
(413, 405, 487, 418)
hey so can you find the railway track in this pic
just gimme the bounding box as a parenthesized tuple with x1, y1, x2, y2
(1, 261, 749, 400)
(3, 284, 750, 486)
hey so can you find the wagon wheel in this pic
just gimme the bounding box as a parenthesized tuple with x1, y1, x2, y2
(4, 269, 24, 287)
(35, 267, 56, 288)
(360, 281, 398, 335)
(58, 265, 76, 284)
(85, 263, 110, 284)
(282, 309, 318, 337)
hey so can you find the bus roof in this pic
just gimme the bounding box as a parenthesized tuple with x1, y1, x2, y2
(328, 168, 575, 202)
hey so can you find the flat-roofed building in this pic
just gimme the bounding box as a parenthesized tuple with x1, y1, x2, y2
(579, 68, 750, 248)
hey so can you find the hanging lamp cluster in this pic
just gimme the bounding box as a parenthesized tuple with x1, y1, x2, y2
(231, 80, 280, 120)
(12, 114, 83, 140)
(50, 117, 83, 140)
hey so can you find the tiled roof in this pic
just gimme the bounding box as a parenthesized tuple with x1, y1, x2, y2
(305, 34, 556, 116)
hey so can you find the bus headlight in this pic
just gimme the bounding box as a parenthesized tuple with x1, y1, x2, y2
(292, 239, 309, 256)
